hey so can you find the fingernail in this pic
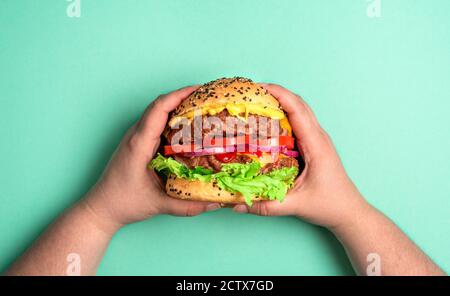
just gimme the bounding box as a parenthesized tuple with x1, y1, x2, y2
(233, 205, 248, 214)
(206, 203, 221, 212)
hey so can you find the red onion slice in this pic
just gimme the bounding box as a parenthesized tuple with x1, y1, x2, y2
(179, 145, 299, 158)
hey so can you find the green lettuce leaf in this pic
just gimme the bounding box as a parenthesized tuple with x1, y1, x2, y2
(149, 153, 298, 206)
(150, 153, 214, 183)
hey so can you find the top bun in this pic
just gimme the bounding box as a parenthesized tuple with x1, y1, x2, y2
(171, 77, 282, 118)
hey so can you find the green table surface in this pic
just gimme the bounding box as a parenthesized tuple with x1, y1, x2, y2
(1, 0, 449, 275)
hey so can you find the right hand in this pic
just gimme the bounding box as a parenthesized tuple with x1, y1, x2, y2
(233, 84, 371, 230)
(83, 86, 221, 230)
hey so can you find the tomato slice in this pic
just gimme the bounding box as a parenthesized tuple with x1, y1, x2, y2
(214, 152, 237, 163)
(264, 136, 294, 149)
(203, 135, 294, 149)
(164, 143, 196, 155)
(164, 136, 295, 156)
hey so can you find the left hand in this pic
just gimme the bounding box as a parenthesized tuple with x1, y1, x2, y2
(83, 86, 221, 229)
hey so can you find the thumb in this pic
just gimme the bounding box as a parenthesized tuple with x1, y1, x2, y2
(233, 200, 289, 216)
(232, 190, 302, 216)
(162, 198, 221, 217)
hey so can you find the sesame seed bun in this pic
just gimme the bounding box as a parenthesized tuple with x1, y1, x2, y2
(168, 77, 283, 127)
(166, 174, 262, 204)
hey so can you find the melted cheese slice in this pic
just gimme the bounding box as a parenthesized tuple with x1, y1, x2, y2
(244, 152, 287, 166)
(280, 117, 292, 136)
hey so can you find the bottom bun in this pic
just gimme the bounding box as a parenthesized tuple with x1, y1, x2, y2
(165, 174, 261, 204)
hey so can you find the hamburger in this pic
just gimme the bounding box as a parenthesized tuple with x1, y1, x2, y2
(150, 77, 303, 205)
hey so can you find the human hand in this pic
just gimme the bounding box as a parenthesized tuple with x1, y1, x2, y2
(83, 86, 221, 229)
(233, 84, 371, 230)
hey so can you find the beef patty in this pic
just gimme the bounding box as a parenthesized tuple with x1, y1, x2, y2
(166, 110, 289, 144)
(174, 154, 299, 173)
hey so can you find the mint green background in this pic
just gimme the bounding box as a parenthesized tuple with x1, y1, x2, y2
(1, 0, 449, 275)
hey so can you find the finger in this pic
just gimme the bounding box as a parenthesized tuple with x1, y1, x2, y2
(233, 199, 294, 216)
(259, 83, 324, 155)
(162, 198, 221, 217)
(136, 85, 200, 144)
